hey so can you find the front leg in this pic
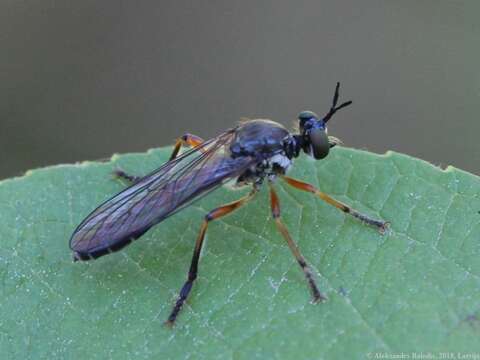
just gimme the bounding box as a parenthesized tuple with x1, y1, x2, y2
(281, 175, 389, 233)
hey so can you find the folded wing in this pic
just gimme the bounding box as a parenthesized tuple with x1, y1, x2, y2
(70, 129, 255, 260)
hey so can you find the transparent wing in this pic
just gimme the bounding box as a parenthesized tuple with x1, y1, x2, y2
(70, 129, 255, 260)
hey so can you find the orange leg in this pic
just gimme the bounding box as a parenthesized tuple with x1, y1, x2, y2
(165, 188, 257, 326)
(169, 133, 205, 161)
(281, 175, 388, 233)
(269, 184, 326, 303)
(113, 133, 205, 184)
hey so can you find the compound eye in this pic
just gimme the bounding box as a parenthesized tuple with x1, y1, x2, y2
(309, 128, 330, 159)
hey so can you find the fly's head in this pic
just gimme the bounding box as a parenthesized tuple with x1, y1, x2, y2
(297, 83, 352, 160)
(298, 111, 331, 159)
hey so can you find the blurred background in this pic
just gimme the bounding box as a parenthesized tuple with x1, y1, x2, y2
(1, 1, 478, 180)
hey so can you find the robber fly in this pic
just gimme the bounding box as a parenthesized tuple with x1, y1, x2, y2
(70, 83, 388, 325)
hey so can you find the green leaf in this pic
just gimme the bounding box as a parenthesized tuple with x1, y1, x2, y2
(1, 147, 480, 359)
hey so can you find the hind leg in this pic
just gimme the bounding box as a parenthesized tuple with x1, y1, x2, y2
(112, 133, 205, 184)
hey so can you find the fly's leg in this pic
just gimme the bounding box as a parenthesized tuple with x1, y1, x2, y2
(112, 133, 205, 184)
(112, 169, 142, 184)
(165, 188, 257, 326)
(281, 175, 389, 233)
(269, 184, 326, 303)
(169, 133, 205, 161)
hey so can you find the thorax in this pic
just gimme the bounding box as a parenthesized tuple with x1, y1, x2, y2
(229, 119, 296, 186)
